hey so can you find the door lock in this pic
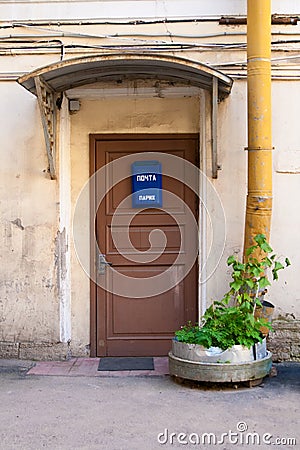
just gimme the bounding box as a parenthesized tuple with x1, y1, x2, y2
(98, 253, 112, 275)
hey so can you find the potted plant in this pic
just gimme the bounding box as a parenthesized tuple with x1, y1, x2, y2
(169, 234, 290, 384)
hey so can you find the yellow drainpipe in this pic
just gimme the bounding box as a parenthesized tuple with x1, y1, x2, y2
(244, 0, 273, 253)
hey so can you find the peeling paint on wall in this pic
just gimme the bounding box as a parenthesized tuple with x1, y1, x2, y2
(55, 228, 68, 287)
(0, 2, 300, 360)
(11, 218, 25, 230)
(0, 212, 58, 344)
(55, 227, 71, 345)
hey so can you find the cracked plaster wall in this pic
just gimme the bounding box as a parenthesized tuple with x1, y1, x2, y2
(0, 81, 299, 361)
(0, 10, 299, 360)
(0, 82, 60, 357)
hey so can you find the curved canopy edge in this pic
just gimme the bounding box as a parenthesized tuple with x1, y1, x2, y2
(18, 53, 233, 98)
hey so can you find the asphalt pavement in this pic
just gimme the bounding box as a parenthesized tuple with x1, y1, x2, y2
(0, 360, 299, 450)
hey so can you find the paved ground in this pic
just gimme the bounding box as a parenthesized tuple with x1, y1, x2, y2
(27, 357, 169, 377)
(0, 360, 299, 450)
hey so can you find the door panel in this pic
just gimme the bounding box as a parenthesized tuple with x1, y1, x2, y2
(91, 134, 198, 356)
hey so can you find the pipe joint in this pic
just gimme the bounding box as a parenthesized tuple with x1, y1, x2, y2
(245, 147, 274, 151)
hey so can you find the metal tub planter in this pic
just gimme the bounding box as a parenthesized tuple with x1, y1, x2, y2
(168, 235, 290, 386)
(169, 339, 272, 385)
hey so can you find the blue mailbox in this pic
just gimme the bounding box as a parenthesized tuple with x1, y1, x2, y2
(131, 160, 162, 208)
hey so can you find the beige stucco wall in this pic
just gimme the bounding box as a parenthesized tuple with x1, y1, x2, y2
(269, 81, 300, 334)
(0, 82, 60, 358)
(1, 79, 299, 361)
(0, 0, 299, 361)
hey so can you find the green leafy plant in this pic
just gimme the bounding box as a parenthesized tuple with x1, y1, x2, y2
(175, 234, 290, 350)
(225, 233, 290, 308)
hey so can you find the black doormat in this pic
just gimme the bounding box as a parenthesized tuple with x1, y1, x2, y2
(98, 357, 154, 371)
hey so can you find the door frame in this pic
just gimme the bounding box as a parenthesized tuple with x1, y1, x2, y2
(89, 133, 199, 357)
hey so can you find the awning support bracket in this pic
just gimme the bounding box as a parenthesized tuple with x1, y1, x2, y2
(211, 76, 219, 179)
(34, 76, 57, 180)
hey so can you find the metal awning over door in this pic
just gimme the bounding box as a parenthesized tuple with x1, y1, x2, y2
(18, 54, 233, 179)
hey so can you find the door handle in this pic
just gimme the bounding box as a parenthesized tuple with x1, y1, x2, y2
(98, 253, 113, 275)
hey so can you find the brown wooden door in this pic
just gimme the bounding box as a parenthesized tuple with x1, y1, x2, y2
(90, 134, 198, 357)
